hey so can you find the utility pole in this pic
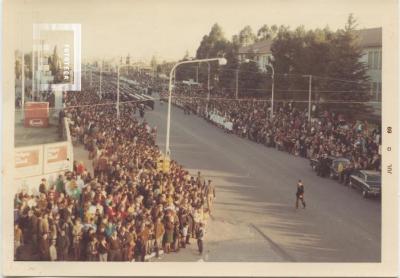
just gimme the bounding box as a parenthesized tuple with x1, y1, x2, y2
(307, 75, 312, 122)
(99, 61, 102, 97)
(21, 50, 25, 111)
(206, 62, 210, 113)
(32, 46, 35, 100)
(117, 65, 120, 119)
(235, 68, 239, 99)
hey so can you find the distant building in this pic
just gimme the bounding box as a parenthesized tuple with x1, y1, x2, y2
(238, 40, 273, 72)
(356, 27, 382, 101)
(238, 27, 382, 102)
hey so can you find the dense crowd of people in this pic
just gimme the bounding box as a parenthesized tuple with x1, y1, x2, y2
(14, 83, 215, 261)
(163, 85, 381, 175)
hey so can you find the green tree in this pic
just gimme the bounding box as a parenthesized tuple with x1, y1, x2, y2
(321, 14, 371, 117)
(270, 15, 371, 118)
(238, 59, 263, 97)
(257, 24, 278, 41)
(238, 25, 257, 46)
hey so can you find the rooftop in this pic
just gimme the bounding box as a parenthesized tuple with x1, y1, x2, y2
(355, 27, 382, 48)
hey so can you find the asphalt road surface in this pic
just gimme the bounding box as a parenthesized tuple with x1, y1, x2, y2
(144, 99, 381, 262)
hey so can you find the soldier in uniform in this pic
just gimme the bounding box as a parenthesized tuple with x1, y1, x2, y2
(295, 180, 306, 209)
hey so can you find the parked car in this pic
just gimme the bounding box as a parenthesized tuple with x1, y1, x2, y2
(329, 157, 351, 179)
(349, 170, 381, 198)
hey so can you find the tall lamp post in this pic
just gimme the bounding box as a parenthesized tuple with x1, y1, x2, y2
(117, 64, 137, 119)
(302, 74, 313, 122)
(244, 58, 275, 118)
(165, 57, 227, 158)
(206, 62, 210, 113)
(99, 61, 102, 98)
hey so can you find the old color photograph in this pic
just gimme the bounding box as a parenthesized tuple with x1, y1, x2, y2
(2, 0, 398, 276)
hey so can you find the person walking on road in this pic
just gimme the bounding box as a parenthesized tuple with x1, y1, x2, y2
(295, 180, 306, 209)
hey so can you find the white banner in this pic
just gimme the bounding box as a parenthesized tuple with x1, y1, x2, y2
(209, 112, 233, 131)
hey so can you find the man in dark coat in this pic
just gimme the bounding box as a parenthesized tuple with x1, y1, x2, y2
(56, 230, 70, 261)
(295, 180, 306, 209)
(108, 231, 122, 261)
(39, 233, 50, 260)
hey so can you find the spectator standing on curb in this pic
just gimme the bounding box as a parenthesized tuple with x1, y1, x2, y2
(154, 217, 164, 258)
(56, 230, 70, 261)
(98, 236, 109, 262)
(205, 180, 216, 215)
(39, 233, 50, 260)
(196, 222, 205, 255)
(49, 240, 58, 261)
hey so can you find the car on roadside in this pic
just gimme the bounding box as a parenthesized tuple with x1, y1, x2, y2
(349, 170, 381, 198)
(329, 157, 351, 179)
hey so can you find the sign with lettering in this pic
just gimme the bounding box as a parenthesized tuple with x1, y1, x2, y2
(44, 142, 71, 173)
(14, 145, 43, 178)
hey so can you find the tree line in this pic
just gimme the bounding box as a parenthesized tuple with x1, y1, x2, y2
(170, 14, 374, 118)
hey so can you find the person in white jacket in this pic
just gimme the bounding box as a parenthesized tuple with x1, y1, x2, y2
(49, 240, 58, 261)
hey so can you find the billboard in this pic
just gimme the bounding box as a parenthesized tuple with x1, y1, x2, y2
(14, 145, 44, 178)
(24, 102, 49, 127)
(43, 142, 71, 173)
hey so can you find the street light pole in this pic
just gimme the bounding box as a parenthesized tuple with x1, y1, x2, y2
(117, 65, 120, 118)
(268, 64, 275, 118)
(235, 68, 239, 99)
(99, 61, 102, 98)
(21, 50, 25, 111)
(305, 74, 313, 122)
(165, 57, 227, 158)
(206, 62, 210, 114)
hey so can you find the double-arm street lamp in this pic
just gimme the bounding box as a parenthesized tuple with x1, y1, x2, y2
(244, 58, 275, 118)
(303, 74, 313, 122)
(165, 57, 227, 158)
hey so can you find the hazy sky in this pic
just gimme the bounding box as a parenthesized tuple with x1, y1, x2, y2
(12, 0, 387, 63)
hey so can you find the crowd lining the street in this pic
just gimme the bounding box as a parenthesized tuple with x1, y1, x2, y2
(14, 79, 215, 261)
(162, 85, 381, 178)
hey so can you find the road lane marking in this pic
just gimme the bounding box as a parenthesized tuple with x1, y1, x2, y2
(249, 223, 296, 262)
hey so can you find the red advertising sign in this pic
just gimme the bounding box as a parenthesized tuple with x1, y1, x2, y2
(24, 102, 49, 128)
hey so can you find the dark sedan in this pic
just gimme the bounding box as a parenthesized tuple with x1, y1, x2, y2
(349, 170, 381, 198)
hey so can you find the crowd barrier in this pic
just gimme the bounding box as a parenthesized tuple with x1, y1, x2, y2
(14, 117, 74, 194)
